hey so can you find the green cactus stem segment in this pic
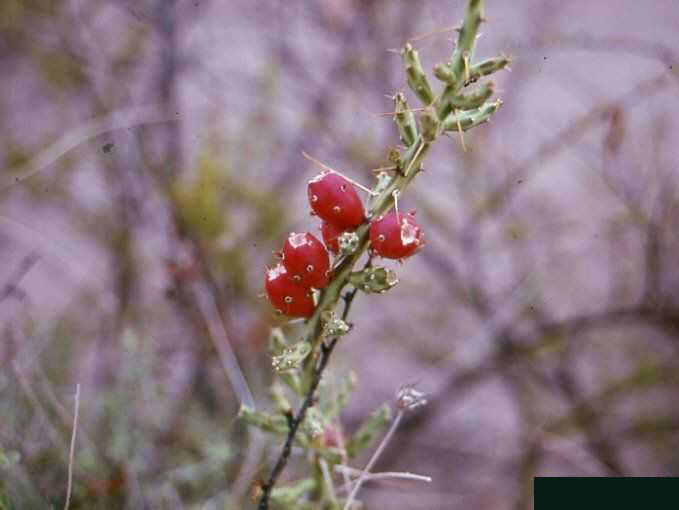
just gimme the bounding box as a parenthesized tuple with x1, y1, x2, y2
(239, 406, 290, 436)
(270, 383, 292, 414)
(337, 231, 359, 255)
(322, 371, 357, 420)
(301, 407, 324, 439)
(270, 328, 303, 395)
(402, 43, 435, 105)
(466, 55, 511, 85)
(345, 403, 392, 458)
(373, 171, 393, 195)
(442, 99, 503, 132)
(435, 0, 486, 119)
(438, 81, 494, 119)
(239, 406, 329, 448)
(393, 93, 418, 147)
(420, 109, 440, 143)
(450, 0, 485, 84)
(272, 341, 312, 373)
(433, 62, 456, 84)
(316, 447, 345, 465)
(321, 311, 351, 339)
(349, 267, 399, 294)
(270, 478, 316, 507)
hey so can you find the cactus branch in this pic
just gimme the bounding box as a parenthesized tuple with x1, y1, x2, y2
(393, 93, 419, 146)
(442, 99, 503, 132)
(254, 1, 507, 507)
(257, 286, 360, 510)
(466, 54, 511, 85)
(402, 43, 435, 105)
(447, 81, 495, 111)
(451, 0, 484, 80)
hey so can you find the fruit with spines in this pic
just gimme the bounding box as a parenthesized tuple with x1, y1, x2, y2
(264, 264, 316, 318)
(369, 211, 424, 259)
(320, 221, 344, 254)
(282, 232, 330, 289)
(307, 172, 365, 229)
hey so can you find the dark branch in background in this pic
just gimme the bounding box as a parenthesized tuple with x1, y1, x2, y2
(0, 252, 40, 304)
(466, 72, 669, 228)
(379, 303, 679, 470)
(257, 285, 361, 510)
(553, 356, 626, 476)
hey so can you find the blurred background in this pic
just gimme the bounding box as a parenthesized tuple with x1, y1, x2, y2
(2, 0, 679, 508)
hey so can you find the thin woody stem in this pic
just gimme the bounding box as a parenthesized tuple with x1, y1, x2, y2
(343, 410, 404, 509)
(257, 287, 360, 510)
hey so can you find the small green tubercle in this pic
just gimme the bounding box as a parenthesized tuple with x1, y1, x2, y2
(272, 341, 312, 373)
(337, 231, 359, 256)
(321, 311, 351, 339)
(393, 92, 418, 147)
(349, 266, 399, 294)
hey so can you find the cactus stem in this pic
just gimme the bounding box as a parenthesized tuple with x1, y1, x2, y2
(463, 53, 471, 83)
(392, 93, 420, 146)
(402, 43, 436, 105)
(442, 98, 503, 133)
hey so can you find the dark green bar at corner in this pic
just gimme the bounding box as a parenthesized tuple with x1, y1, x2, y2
(535, 476, 679, 509)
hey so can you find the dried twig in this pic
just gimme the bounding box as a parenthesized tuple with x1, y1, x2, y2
(343, 386, 428, 510)
(64, 383, 81, 510)
(0, 106, 178, 190)
(191, 281, 255, 409)
(335, 465, 432, 485)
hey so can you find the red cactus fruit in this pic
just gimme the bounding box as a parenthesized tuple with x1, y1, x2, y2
(369, 211, 423, 259)
(320, 221, 346, 254)
(307, 172, 364, 229)
(264, 264, 316, 318)
(281, 232, 330, 289)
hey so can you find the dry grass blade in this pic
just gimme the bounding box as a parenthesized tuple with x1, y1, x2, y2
(64, 383, 80, 510)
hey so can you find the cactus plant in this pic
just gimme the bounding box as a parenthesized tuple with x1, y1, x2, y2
(251, 1, 509, 507)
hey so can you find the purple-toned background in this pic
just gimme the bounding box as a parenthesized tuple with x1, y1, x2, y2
(2, 1, 679, 508)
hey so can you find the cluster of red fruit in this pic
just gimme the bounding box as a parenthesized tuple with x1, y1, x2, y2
(265, 171, 423, 318)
